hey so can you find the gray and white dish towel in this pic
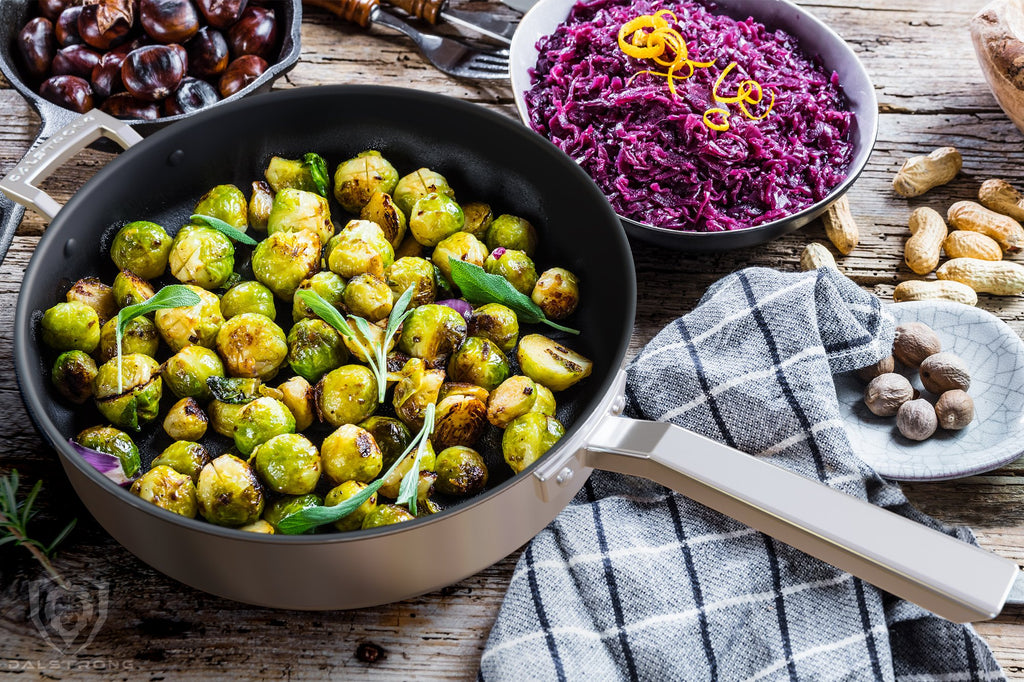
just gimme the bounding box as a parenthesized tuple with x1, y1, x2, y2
(479, 267, 1004, 681)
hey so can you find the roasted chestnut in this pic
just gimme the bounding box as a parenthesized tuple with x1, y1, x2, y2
(39, 75, 94, 113)
(185, 26, 229, 79)
(218, 54, 266, 97)
(196, 0, 248, 29)
(121, 44, 186, 101)
(91, 51, 127, 98)
(51, 44, 103, 79)
(227, 6, 277, 60)
(78, 2, 133, 50)
(55, 6, 85, 47)
(17, 17, 55, 80)
(101, 92, 161, 120)
(140, 0, 200, 44)
(38, 0, 71, 22)
(164, 77, 220, 116)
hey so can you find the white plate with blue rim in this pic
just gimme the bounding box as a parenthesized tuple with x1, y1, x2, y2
(835, 300, 1024, 481)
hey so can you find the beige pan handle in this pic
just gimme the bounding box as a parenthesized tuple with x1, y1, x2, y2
(583, 415, 1019, 623)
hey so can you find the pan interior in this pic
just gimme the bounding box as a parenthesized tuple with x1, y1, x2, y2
(15, 85, 637, 540)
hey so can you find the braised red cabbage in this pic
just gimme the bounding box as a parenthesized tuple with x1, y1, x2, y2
(524, 0, 854, 232)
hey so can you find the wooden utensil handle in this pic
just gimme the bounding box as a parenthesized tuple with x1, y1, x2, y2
(387, 0, 443, 23)
(303, 0, 377, 28)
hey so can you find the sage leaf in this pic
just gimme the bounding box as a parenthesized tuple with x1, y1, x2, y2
(189, 214, 258, 246)
(448, 258, 579, 335)
(304, 153, 330, 198)
(395, 403, 435, 515)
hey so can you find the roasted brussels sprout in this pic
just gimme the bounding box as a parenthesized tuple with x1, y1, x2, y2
(326, 220, 395, 279)
(40, 301, 100, 353)
(208, 399, 246, 438)
(93, 353, 163, 430)
(487, 375, 537, 428)
(484, 248, 538, 296)
(110, 220, 173, 280)
(131, 465, 198, 518)
(151, 440, 210, 483)
(98, 315, 158, 363)
(392, 358, 444, 430)
(450, 200, 490, 238)
(248, 180, 274, 232)
(240, 519, 276, 534)
(153, 285, 224, 352)
(502, 413, 565, 473)
(467, 303, 519, 354)
(233, 396, 296, 457)
(486, 214, 538, 257)
(66, 277, 117, 324)
(161, 397, 207, 441)
(395, 233, 426, 259)
(316, 365, 378, 427)
(324, 481, 378, 532)
(408, 192, 464, 248)
(530, 383, 557, 416)
(517, 334, 593, 391)
(253, 433, 322, 495)
(435, 446, 488, 496)
(216, 313, 288, 380)
(378, 443, 436, 499)
(51, 350, 98, 404)
(340, 316, 395, 364)
(393, 168, 454, 217)
(385, 257, 436, 308)
(448, 337, 509, 391)
(76, 425, 141, 477)
(361, 190, 407, 247)
(277, 376, 315, 431)
(112, 270, 156, 309)
(267, 188, 334, 247)
(438, 382, 491, 404)
(342, 274, 393, 321)
(292, 271, 346, 322)
(321, 423, 383, 484)
(263, 493, 323, 533)
(252, 229, 322, 300)
(333, 150, 400, 214)
(398, 303, 467, 362)
(196, 454, 265, 526)
(168, 224, 235, 290)
(361, 503, 416, 529)
(433, 232, 488, 282)
(195, 184, 248, 229)
(287, 317, 347, 383)
(532, 268, 580, 320)
(433, 395, 488, 449)
(357, 416, 412, 470)
(265, 154, 329, 196)
(221, 281, 277, 319)
(162, 345, 225, 403)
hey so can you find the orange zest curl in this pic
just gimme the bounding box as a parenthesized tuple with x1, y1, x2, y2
(617, 12, 775, 131)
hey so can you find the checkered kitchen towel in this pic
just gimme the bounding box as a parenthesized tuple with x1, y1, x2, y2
(480, 267, 1004, 681)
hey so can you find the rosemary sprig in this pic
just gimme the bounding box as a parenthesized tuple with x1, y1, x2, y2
(296, 286, 416, 402)
(0, 471, 76, 589)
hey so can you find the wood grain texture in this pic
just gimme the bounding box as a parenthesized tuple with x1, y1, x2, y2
(4, 0, 1024, 678)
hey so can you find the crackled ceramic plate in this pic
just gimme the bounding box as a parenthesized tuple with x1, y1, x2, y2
(835, 300, 1024, 481)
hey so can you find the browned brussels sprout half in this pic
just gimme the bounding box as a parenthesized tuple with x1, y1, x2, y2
(131, 466, 198, 518)
(333, 150, 400, 214)
(196, 454, 265, 527)
(51, 350, 98, 404)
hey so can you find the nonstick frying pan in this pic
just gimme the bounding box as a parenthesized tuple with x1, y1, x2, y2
(0, 0, 302, 266)
(6, 86, 1021, 620)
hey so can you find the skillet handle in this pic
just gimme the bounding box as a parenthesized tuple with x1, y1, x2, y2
(0, 110, 142, 221)
(583, 415, 1020, 623)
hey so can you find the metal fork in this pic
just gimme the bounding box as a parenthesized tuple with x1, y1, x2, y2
(304, 0, 510, 80)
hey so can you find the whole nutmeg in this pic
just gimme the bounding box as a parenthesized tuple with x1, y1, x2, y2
(919, 352, 971, 394)
(857, 355, 895, 382)
(864, 373, 914, 417)
(896, 399, 938, 441)
(935, 390, 974, 430)
(892, 322, 942, 367)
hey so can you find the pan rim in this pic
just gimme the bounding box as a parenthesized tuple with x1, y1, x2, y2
(14, 84, 638, 545)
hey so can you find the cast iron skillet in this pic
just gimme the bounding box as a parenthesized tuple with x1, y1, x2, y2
(0, 0, 302, 266)
(10, 86, 1020, 620)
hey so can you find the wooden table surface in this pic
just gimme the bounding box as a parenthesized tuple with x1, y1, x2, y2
(3, 0, 1024, 678)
